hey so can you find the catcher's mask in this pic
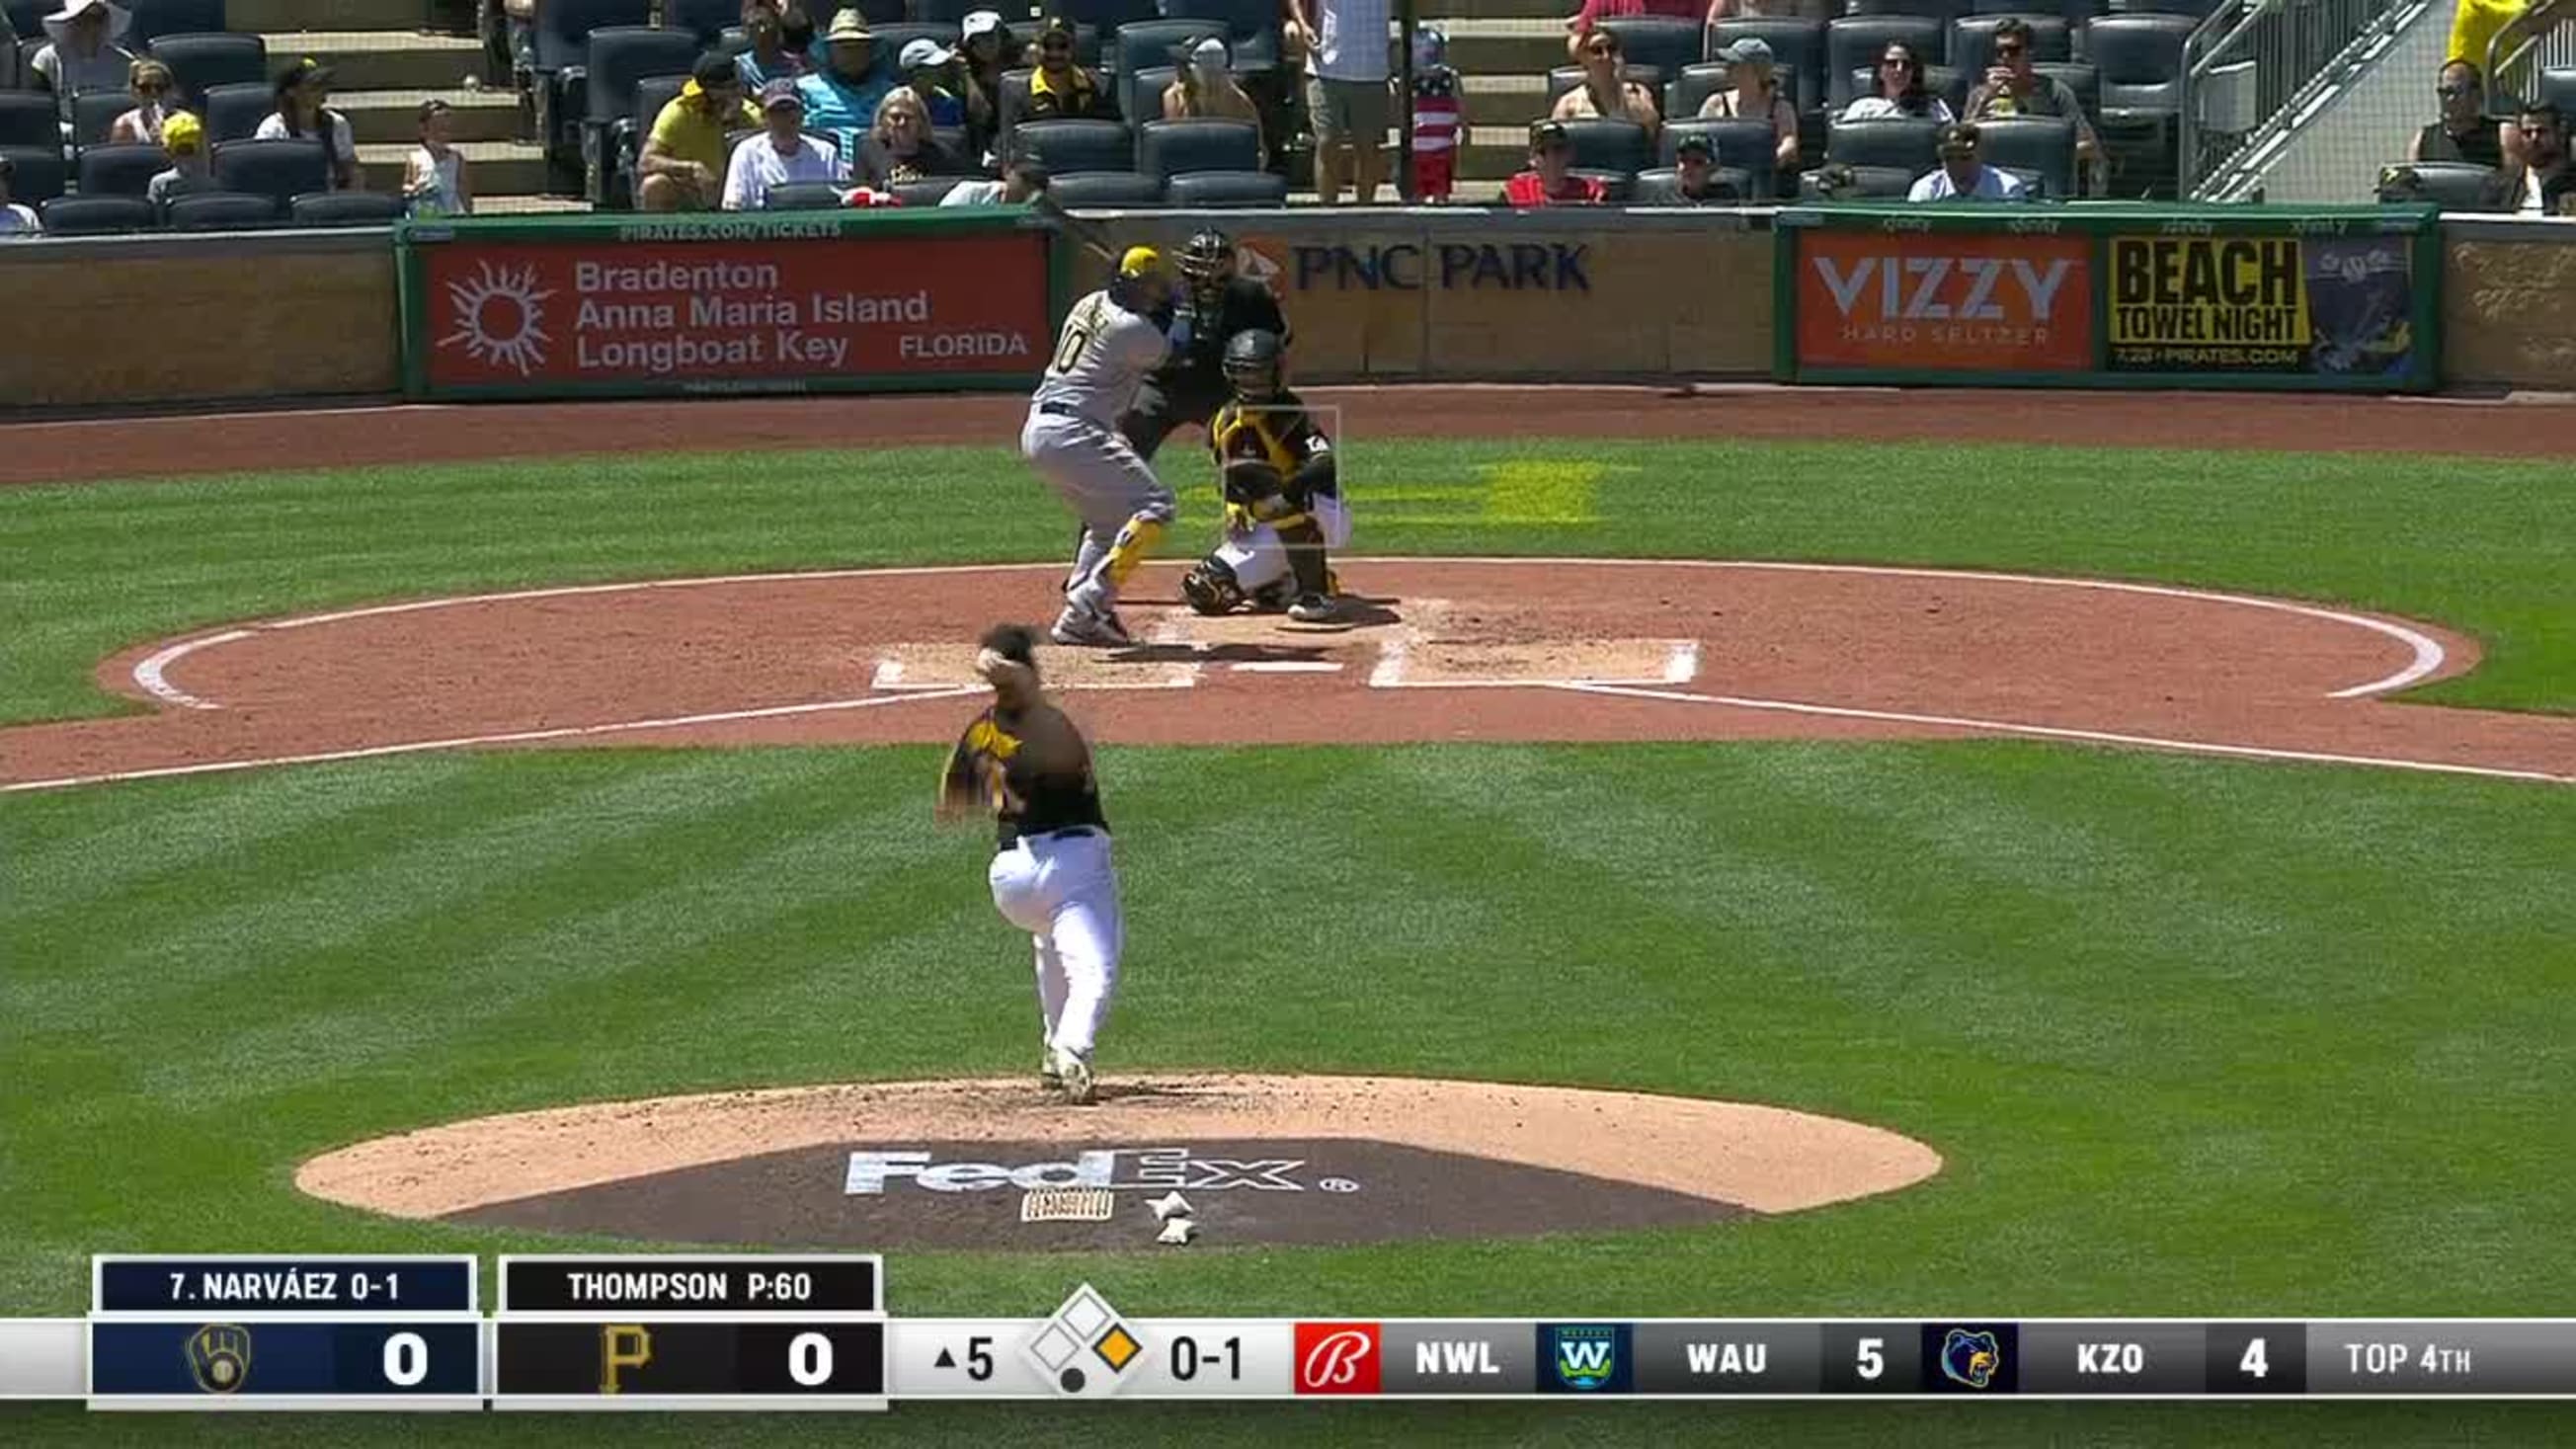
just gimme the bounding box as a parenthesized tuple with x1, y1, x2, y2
(1177, 227, 1234, 307)
(1223, 328, 1284, 400)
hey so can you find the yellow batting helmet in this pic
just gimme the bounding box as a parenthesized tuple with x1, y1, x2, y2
(1118, 245, 1165, 279)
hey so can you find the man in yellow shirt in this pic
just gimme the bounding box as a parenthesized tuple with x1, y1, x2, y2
(639, 51, 763, 211)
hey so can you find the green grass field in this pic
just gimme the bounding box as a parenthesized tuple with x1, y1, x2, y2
(3, 433, 2572, 1445)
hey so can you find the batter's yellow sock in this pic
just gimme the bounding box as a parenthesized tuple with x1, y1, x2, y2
(1102, 518, 1167, 589)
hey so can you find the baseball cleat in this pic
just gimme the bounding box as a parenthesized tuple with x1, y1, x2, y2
(1050, 1047, 1096, 1105)
(1287, 594, 1338, 623)
(1049, 604, 1132, 648)
(1040, 1049, 1063, 1091)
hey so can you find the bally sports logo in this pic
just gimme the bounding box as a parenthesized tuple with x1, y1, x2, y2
(1294, 1323, 1381, 1395)
(844, 1148, 1352, 1195)
(1794, 231, 2094, 373)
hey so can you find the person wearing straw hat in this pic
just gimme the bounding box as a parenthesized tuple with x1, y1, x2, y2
(255, 57, 362, 191)
(796, 9, 896, 152)
(147, 109, 215, 207)
(31, 0, 135, 125)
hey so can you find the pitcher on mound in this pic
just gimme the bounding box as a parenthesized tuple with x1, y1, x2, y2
(1021, 246, 1179, 647)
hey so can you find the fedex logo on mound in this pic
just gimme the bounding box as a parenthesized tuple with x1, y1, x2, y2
(844, 1148, 1339, 1194)
(1294, 1323, 1382, 1395)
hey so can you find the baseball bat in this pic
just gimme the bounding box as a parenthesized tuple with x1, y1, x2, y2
(1030, 192, 1121, 267)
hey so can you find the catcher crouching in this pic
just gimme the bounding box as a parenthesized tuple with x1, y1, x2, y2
(1180, 330, 1350, 623)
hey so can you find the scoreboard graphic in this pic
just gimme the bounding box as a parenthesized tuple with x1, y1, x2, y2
(7, 1254, 2573, 1407)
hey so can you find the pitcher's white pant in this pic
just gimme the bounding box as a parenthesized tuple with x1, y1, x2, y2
(986, 828, 1122, 1056)
(1213, 493, 1353, 596)
(1021, 408, 1175, 612)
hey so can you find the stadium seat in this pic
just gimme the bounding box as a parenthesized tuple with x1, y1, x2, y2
(1974, 115, 2076, 195)
(1, 0, 39, 47)
(1826, 116, 1942, 173)
(70, 92, 131, 146)
(612, 72, 688, 206)
(1596, 16, 1705, 77)
(893, 175, 961, 205)
(1800, 162, 1916, 198)
(2376, 160, 2501, 209)
(2086, 14, 2195, 120)
(1051, 0, 1161, 33)
(2105, 0, 2215, 15)
(1952, 14, 2073, 76)
(1707, 19, 1827, 114)
(1847, 0, 1972, 16)
(1163, 168, 1285, 206)
(913, 0, 986, 21)
(0, 142, 63, 201)
(1122, 64, 1175, 124)
(1667, 62, 1732, 121)
(1109, 19, 1228, 79)
(124, 0, 225, 48)
(163, 188, 279, 228)
(2531, 66, 2576, 113)
(761, 180, 845, 209)
(209, 135, 328, 206)
(581, 27, 700, 205)
(1660, 116, 1779, 190)
(1044, 169, 1165, 206)
(1157, 0, 1281, 67)
(75, 141, 165, 195)
(1570, 167, 1634, 201)
(1136, 117, 1258, 180)
(1825, 17, 1947, 108)
(289, 190, 405, 225)
(533, 0, 654, 180)
(665, 0, 758, 44)
(1974, 0, 2103, 18)
(1843, 63, 1971, 118)
(0, 90, 56, 146)
(40, 193, 157, 232)
(2033, 60, 2099, 116)
(201, 80, 270, 142)
(145, 32, 266, 109)
(1011, 118, 1133, 173)
(1631, 164, 1754, 201)
(1555, 116, 1651, 174)
(1548, 63, 1668, 110)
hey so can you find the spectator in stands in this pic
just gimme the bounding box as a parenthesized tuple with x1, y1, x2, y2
(735, 0, 810, 91)
(856, 85, 967, 188)
(2409, 59, 2503, 168)
(1698, 37, 1797, 178)
(1164, 38, 1266, 162)
(1965, 18, 2099, 179)
(1908, 120, 2025, 201)
(898, 39, 967, 128)
(1024, 16, 1114, 121)
(0, 155, 40, 237)
(255, 59, 362, 192)
(32, 0, 136, 125)
(1286, 0, 1392, 203)
(1664, 129, 1741, 201)
(403, 97, 472, 216)
(106, 58, 186, 145)
(2502, 101, 2575, 213)
(639, 51, 760, 211)
(1564, 0, 1725, 64)
(723, 79, 842, 209)
(798, 10, 895, 149)
(1842, 41, 1952, 124)
(1553, 24, 1661, 140)
(958, 10, 1011, 143)
(148, 109, 214, 205)
(940, 157, 1047, 205)
(1409, 24, 1461, 201)
(1502, 119, 1608, 205)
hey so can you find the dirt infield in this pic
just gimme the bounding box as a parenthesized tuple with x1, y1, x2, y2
(297, 1075, 1945, 1249)
(6, 384, 2576, 487)
(5, 557, 2571, 791)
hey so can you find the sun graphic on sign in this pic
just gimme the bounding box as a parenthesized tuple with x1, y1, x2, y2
(440, 261, 556, 375)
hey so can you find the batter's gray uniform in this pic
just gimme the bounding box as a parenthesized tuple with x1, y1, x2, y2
(1022, 288, 1176, 621)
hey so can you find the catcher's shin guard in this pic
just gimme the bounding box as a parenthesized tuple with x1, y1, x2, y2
(1278, 518, 1329, 598)
(1179, 556, 1246, 615)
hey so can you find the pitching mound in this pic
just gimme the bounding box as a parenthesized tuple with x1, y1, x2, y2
(296, 1075, 1944, 1251)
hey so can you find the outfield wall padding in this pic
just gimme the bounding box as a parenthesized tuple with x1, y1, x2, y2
(2438, 219, 2576, 389)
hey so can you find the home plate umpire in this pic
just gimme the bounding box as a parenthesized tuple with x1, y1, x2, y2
(1118, 227, 1291, 460)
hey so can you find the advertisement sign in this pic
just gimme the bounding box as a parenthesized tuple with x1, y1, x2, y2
(2106, 231, 2421, 379)
(1793, 228, 2092, 373)
(398, 211, 1059, 400)
(1774, 204, 2441, 392)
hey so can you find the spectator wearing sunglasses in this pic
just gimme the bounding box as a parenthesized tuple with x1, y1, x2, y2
(1551, 25, 1660, 139)
(2409, 59, 2503, 168)
(1561, 0, 1716, 64)
(1840, 41, 1952, 123)
(106, 57, 188, 144)
(1963, 18, 2098, 178)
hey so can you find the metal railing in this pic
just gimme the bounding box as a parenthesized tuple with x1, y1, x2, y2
(2486, 0, 2576, 105)
(2179, 0, 2424, 199)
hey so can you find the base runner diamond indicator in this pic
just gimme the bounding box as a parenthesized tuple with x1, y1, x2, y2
(1025, 1285, 1145, 1398)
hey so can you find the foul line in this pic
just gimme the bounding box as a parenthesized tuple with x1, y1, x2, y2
(0, 686, 984, 795)
(1549, 682, 2572, 787)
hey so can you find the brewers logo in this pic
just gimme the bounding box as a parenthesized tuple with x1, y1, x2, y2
(185, 1324, 253, 1394)
(1940, 1328, 2002, 1390)
(1542, 1323, 1630, 1394)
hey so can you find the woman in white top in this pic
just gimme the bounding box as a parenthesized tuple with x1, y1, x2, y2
(107, 58, 187, 144)
(1550, 24, 1660, 141)
(33, 0, 137, 125)
(254, 57, 362, 191)
(402, 98, 471, 215)
(1840, 42, 1953, 124)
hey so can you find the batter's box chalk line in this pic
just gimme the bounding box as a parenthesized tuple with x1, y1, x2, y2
(1369, 637, 1700, 690)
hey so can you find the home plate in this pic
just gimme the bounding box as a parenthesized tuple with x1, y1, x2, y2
(869, 645, 1198, 691)
(1395, 638, 1699, 686)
